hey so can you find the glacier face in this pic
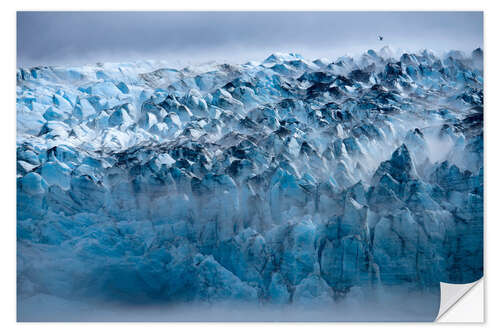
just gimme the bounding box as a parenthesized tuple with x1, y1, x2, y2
(17, 48, 483, 321)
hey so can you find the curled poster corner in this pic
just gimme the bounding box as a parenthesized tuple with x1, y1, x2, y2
(436, 279, 484, 322)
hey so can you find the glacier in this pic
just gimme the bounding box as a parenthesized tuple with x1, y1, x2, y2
(16, 47, 483, 321)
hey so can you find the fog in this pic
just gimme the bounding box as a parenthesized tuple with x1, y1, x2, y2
(18, 287, 439, 322)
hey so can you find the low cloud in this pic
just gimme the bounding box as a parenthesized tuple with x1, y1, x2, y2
(17, 11, 483, 67)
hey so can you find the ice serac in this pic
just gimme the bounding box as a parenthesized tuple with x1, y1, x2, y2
(17, 48, 483, 321)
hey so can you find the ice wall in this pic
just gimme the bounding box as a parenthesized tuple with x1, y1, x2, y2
(17, 48, 483, 321)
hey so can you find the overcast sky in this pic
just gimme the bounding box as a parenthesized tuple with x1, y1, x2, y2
(17, 11, 483, 67)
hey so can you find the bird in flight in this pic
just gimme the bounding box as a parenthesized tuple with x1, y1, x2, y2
(378, 35, 383, 41)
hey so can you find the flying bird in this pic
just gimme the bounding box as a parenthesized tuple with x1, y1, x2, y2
(378, 35, 383, 41)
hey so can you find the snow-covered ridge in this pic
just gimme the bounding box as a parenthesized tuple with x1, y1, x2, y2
(17, 48, 483, 321)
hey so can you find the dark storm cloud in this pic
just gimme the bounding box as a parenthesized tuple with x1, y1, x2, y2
(17, 11, 483, 67)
